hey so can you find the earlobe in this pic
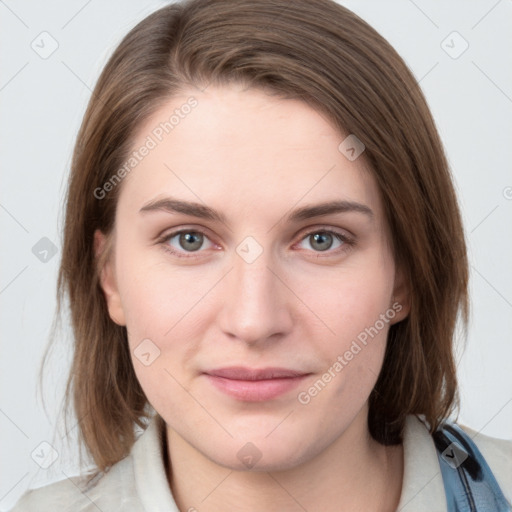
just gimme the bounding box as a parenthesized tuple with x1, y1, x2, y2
(94, 229, 126, 326)
(390, 268, 411, 324)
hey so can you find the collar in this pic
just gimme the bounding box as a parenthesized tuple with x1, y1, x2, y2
(132, 414, 180, 511)
(131, 413, 446, 511)
(397, 415, 447, 511)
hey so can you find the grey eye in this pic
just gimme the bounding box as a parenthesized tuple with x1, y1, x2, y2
(177, 232, 204, 252)
(309, 232, 335, 252)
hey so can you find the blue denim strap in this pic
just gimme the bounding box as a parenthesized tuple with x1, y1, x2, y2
(433, 420, 511, 511)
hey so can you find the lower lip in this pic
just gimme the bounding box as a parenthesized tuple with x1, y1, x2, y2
(204, 374, 310, 401)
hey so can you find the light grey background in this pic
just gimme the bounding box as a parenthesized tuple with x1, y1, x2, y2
(1, 0, 511, 509)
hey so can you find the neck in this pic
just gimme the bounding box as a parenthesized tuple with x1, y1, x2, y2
(165, 407, 403, 512)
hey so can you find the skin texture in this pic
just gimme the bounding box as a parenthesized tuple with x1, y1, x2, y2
(95, 83, 410, 511)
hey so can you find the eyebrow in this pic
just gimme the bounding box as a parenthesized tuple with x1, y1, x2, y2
(139, 197, 374, 224)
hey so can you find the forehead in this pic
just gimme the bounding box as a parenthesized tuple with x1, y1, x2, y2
(118, 84, 382, 222)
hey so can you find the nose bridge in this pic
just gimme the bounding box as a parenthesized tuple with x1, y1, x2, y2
(220, 236, 292, 342)
(235, 242, 274, 296)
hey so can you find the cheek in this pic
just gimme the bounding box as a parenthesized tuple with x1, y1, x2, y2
(295, 278, 393, 418)
(115, 242, 197, 338)
(114, 245, 210, 386)
(298, 252, 395, 399)
(304, 258, 394, 344)
(116, 255, 202, 414)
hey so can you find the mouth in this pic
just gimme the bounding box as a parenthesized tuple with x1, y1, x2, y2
(203, 366, 312, 401)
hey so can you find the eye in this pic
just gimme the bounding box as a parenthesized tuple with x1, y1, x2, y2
(295, 228, 354, 256)
(160, 229, 215, 257)
(158, 226, 355, 259)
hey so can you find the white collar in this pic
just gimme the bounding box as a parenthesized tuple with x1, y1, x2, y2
(131, 413, 446, 511)
(397, 415, 446, 511)
(132, 414, 179, 511)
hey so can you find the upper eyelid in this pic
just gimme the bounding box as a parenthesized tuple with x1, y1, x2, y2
(298, 226, 352, 238)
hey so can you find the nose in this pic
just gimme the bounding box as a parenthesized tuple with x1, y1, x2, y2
(217, 242, 294, 345)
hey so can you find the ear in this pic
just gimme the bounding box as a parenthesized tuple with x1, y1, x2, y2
(389, 267, 411, 325)
(94, 229, 126, 326)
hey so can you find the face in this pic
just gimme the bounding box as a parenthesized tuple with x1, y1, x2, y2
(96, 83, 409, 471)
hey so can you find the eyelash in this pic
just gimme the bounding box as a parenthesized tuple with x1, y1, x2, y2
(156, 226, 356, 260)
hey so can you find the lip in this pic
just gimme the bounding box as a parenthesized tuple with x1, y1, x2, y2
(203, 366, 312, 401)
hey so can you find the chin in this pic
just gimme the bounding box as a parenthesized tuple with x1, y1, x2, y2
(201, 436, 313, 473)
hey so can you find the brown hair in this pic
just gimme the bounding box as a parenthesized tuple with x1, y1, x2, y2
(48, 0, 469, 474)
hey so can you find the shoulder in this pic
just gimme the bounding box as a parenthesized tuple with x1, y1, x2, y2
(397, 415, 512, 511)
(8, 473, 99, 512)
(458, 422, 512, 502)
(8, 416, 165, 512)
(8, 457, 139, 512)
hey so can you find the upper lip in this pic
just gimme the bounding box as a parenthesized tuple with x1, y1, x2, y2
(205, 366, 310, 380)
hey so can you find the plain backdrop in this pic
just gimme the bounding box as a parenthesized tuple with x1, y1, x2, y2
(1, 0, 511, 509)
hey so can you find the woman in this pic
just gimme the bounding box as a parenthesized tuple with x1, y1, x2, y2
(10, 0, 511, 510)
